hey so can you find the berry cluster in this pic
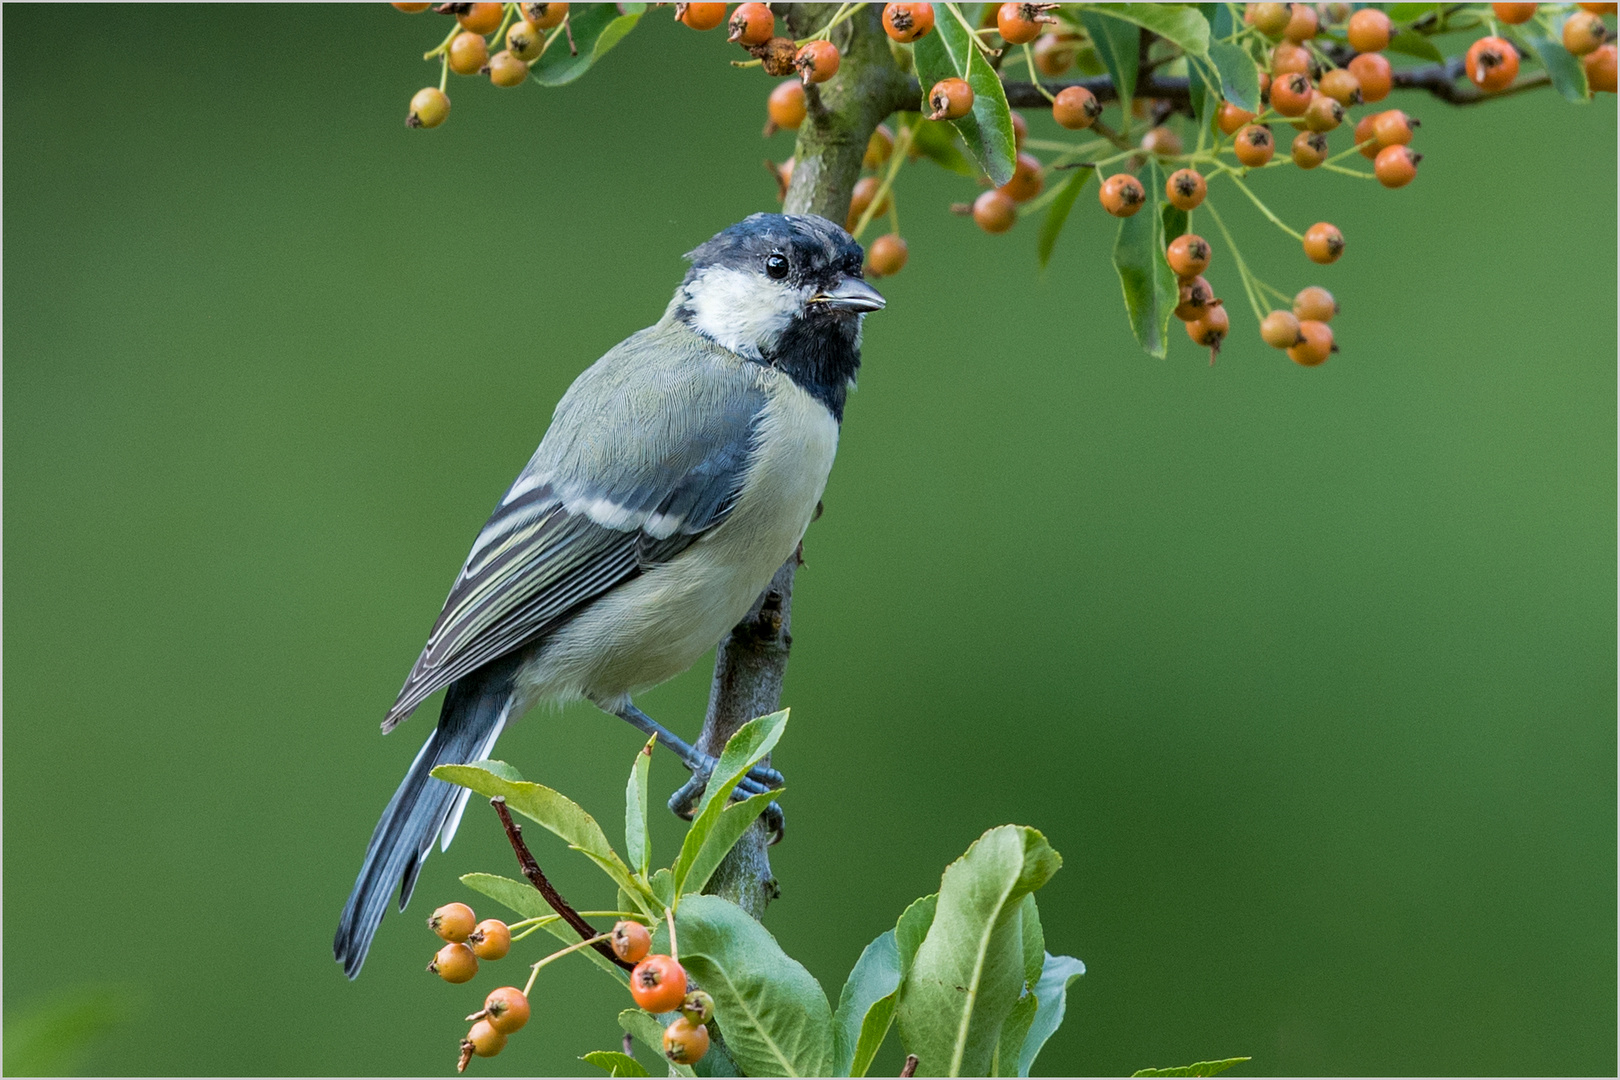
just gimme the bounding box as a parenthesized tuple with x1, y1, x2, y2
(400, 2, 571, 127)
(425, 898, 713, 1072)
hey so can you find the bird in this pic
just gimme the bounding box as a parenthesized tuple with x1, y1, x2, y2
(334, 212, 884, 977)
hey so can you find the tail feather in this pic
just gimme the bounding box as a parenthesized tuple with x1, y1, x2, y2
(334, 658, 518, 979)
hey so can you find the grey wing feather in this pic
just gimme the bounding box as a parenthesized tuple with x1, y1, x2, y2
(382, 327, 766, 732)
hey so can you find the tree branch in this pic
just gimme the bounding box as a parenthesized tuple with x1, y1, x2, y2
(996, 55, 1555, 111)
(491, 796, 633, 971)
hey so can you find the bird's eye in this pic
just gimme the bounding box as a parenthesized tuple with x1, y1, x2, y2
(765, 253, 790, 280)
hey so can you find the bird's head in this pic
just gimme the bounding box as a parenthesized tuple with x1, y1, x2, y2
(671, 213, 884, 420)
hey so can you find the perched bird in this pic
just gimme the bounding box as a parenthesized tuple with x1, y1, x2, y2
(334, 213, 884, 977)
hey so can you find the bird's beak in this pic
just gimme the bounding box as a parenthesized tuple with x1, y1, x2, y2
(809, 276, 886, 312)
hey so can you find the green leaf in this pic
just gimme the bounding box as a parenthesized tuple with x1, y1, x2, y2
(460, 873, 630, 982)
(626, 737, 654, 880)
(680, 788, 781, 897)
(433, 763, 648, 905)
(619, 1010, 696, 1078)
(1385, 29, 1444, 62)
(992, 897, 1044, 1077)
(1207, 39, 1261, 112)
(1517, 28, 1591, 103)
(904, 113, 979, 177)
(1386, 3, 1436, 22)
(915, 4, 1018, 184)
(1017, 953, 1087, 1076)
(1037, 167, 1094, 269)
(895, 826, 1063, 1077)
(673, 894, 834, 1078)
(1080, 4, 1209, 57)
(466, 758, 524, 781)
(650, 867, 676, 910)
(672, 711, 787, 894)
(3, 986, 135, 1078)
(1132, 1057, 1252, 1077)
(583, 1050, 653, 1078)
(1111, 160, 1178, 359)
(532, 3, 646, 86)
(833, 930, 902, 1077)
(1078, 10, 1140, 114)
(1162, 202, 1189, 247)
(895, 893, 939, 977)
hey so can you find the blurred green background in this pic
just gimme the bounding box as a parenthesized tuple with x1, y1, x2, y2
(5, 3, 1615, 1076)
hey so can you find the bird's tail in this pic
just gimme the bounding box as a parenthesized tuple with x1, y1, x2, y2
(333, 657, 519, 978)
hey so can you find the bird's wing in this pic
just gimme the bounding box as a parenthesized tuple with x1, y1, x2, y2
(382, 334, 766, 732)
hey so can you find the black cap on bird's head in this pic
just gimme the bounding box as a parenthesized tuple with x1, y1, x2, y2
(672, 213, 883, 421)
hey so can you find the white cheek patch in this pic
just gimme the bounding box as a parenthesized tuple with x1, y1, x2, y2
(683, 266, 808, 360)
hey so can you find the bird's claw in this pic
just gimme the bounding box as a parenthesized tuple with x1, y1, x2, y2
(667, 757, 785, 844)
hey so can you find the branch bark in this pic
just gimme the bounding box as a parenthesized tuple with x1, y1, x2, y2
(694, 2, 912, 922)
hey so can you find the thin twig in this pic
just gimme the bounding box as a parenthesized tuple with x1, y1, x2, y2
(491, 797, 633, 971)
(901, 1054, 920, 1077)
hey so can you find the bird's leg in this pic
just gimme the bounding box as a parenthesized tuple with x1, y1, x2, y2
(610, 703, 784, 840)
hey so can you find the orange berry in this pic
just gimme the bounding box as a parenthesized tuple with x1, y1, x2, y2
(757, 36, 798, 76)
(927, 77, 975, 119)
(882, 2, 935, 42)
(847, 176, 892, 229)
(457, 1, 503, 34)
(1174, 276, 1216, 322)
(795, 39, 840, 84)
(1166, 233, 1212, 279)
(483, 987, 531, 1034)
(1346, 8, 1392, 52)
(1563, 11, 1610, 56)
(1302, 91, 1344, 131)
(1467, 36, 1520, 90)
(1009, 110, 1028, 149)
(728, 2, 775, 45)
(1186, 303, 1230, 348)
(1303, 222, 1344, 264)
(1233, 124, 1276, 166)
(1270, 72, 1314, 116)
(678, 2, 728, 30)
(1578, 1, 1618, 11)
(1291, 129, 1328, 168)
(1258, 70, 1273, 98)
(1098, 173, 1146, 217)
(464, 1019, 507, 1058)
(1140, 126, 1183, 157)
(393, 2, 432, 10)
(430, 902, 477, 942)
(488, 50, 528, 87)
(664, 1017, 711, 1065)
(520, 2, 567, 29)
(1272, 41, 1313, 74)
(1353, 112, 1381, 158)
(1372, 108, 1417, 146)
(999, 151, 1044, 202)
(1260, 310, 1304, 349)
(865, 123, 896, 167)
(429, 942, 479, 984)
(1318, 67, 1362, 106)
(630, 955, 689, 1013)
(1348, 52, 1392, 101)
(610, 920, 652, 965)
(1585, 43, 1618, 92)
(448, 31, 489, 76)
(468, 919, 512, 959)
(866, 234, 909, 277)
(1491, 2, 1537, 22)
(972, 189, 1018, 233)
(1052, 85, 1102, 128)
(1217, 101, 1256, 134)
(1287, 320, 1335, 365)
(997, 2, 1048, 44)
(1292, 285, 1338, 322)
(506, 19, 542, 60)
(1166, 168, 1207, 210)
(1033, 31, 1077, 76)
(1248, 2, 1291, 36)
(768, 79, 807, 130)
(407, 86, 450, 129)
(1374, 144, 1420, 188)
(1282, 3, 1319, 42)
